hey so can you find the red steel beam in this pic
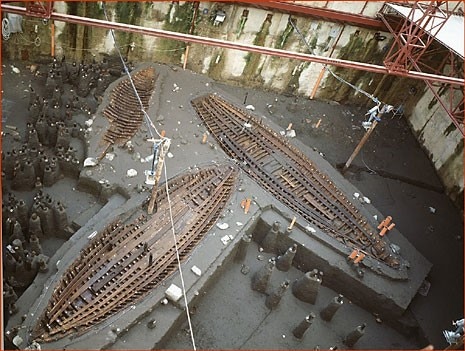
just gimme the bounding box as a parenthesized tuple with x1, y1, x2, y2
(1, 3, 463, 87)
(236, 1, 386, 30)
(379, 5, 464, 134)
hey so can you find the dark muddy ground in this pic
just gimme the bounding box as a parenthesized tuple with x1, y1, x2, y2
(1, 59, 463, 349)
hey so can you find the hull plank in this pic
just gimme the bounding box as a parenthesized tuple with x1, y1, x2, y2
(191, 94, 404, 271)
(32, 164, 238, 342)
(102, 67, 156, 146)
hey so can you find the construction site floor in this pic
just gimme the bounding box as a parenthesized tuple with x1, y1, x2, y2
(2, 60, 463, 350)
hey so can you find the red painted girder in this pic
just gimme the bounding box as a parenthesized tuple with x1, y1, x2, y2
(1, 4, 463, 87)
(237, 0, 386, 30)
(26, 1, 53, 19)
(379, 10, 464, 134)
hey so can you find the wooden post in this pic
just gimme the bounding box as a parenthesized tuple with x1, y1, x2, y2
(182, 1, 199, 70)
(342, 120, 378, 173)
(309, 25, 344, 100)
(50, 21, 55, 57)
(147, 139, 171, 215)
(310, 66, 326, 100)
(182, 45, 190, 70)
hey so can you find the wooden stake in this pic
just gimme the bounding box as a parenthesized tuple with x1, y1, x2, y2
(201, 133, 207, 144)
(342, 120, 378, 173)
(182, 2, 199, 70)
(244, 198, 251, 214)
(183, 45, 190, 70)
(51, 21, 55, 57)
(147, 139, 171, 215)
(310, 66, 326, 100)
(309, 26, 344, 100)
(288, 216, 297, 230)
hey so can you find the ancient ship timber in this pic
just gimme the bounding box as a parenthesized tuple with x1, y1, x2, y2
(191, 94, 404, 270)
(99, 67, 156, 157)
(31, 164, 238, 342)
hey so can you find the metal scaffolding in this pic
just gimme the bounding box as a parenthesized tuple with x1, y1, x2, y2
(25, 1, 53, 19)
(378, 1, 464, 134)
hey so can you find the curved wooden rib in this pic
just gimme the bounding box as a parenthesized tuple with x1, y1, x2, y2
(102, 67, 156, 146)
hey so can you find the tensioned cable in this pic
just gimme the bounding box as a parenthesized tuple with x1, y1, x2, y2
(163, 162, 197, 351)
(289, 17, 383, 105)
(325, 67, 381, 105)
(101, 2, 161, 139)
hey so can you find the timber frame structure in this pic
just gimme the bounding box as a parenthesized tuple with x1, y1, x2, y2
(1, 1, 464, 134)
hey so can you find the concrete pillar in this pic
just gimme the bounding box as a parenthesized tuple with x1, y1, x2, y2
(251, 257, 275, 294)
(3, 151, 15, 179)
(29, 147, 39, 159)
(15, 256, 37, 287)
(34, 177, 43, 189)
(50, 159, 61, 183)
(55, 127, 70, 149)
(77, 72, 91, 97)
(343, 323, 366, 347)
(292, 269, 322, 304)
(12, 161, 35, 191)
(3, 283, 18, 307)
(234, 233, 252, 263)
(27, 128, 40, 149)
(71, 157, 81, 178)
(29, 212, 44, 238)
(54, 203, 68, 236)
(35, 254, 49, 273)
(10, 220, 25, 243)
(11, 239, 25, 261)
(43, 166, 54, 187)
(39, 154, 49, 176)
(4, 252, 17, 276)
(292, 312, 316, 339)
(99, 183, 113, 202)
(320, 294, 344, 322)
(276, 244, 297, 272)
(22, 160, 36, 188)
(16, 200, 29, 231)
(29, 101, 41, 123)
(71, 123, 81, 138)
(147, 319, 157, 329)
(48, 122, 58, 147)
(261, 221, 280, 253)
(265, 280, 290, 310)
(35, 117, 48, 145)
(37, 206, 54, 236)
(29, 234, 43, 255)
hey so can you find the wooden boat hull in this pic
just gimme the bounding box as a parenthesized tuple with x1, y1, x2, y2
(32, 163, 238, 342)
(191, 94, 405, 272)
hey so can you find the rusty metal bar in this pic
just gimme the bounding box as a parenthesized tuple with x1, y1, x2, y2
(26, 1, 53, 19)
(1, 4, 463, 86)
